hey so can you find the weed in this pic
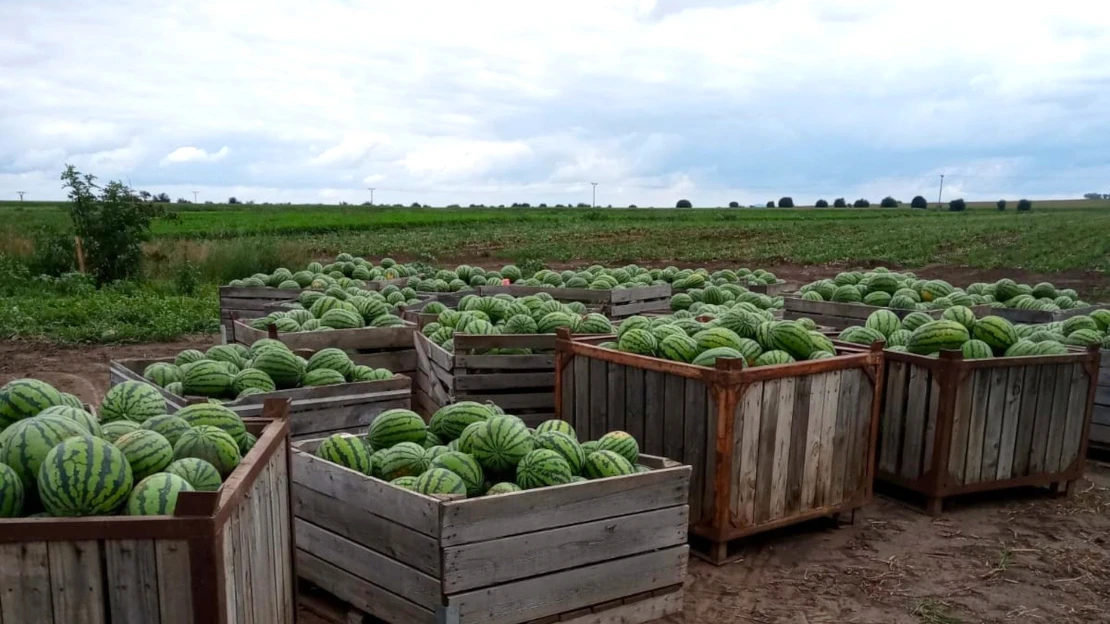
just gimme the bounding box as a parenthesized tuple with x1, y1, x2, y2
(909, 598, 962, 624)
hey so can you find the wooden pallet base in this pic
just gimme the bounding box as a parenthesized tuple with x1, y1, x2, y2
(874, 478, 1075, 517)
(688, 509, 858, 566)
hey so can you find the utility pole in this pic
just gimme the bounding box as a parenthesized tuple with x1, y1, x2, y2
(17, 191, 25, 202)
(367, 187, 376, 206)
(937, 174, 945, 209)
(192, 190, 199, 204)
(591, 182, 597, 208)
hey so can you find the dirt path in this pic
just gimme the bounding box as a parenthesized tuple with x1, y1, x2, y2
(4, 338, 1109, 624)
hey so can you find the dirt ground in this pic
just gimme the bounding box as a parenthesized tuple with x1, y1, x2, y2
(4, 337, 1109, 624)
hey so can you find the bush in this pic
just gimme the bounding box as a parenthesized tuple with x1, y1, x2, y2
(228, 197, 240, 204)
(833, 198, 847, 208)
(778, 197, 794, 208)
(948, 198, 967, 212)
(880, 196, 899, 208)
(1017, 199, 1033, 211)
(996, 199, 1007, 211)
(853, 198, 870, 208)
(676, 199, 692, 208)
(27, 227, 78, 277)
(766, 200, 776, 208)
(728, 201, 740, 208)
(910, 195, 928, 209)
(815, 199, 829, 208)
(628, 204, 637, 209)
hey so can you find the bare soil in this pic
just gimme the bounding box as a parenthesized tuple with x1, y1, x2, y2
(5, 337, 1109, 624)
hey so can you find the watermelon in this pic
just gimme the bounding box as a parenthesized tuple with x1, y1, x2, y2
(485, 482, 522, 495)
(143, 362, 181, 387)
(174, 349, 206, 367)
(1065, 329, 1102, 347)
(414, 468, 466, 496)
(37, 405, 102, 437)
(367, 409, 426, 449)
(753, 350, 795, 367)
(378, 442, 427, 480)
(961, 340, 994, 360)
(618, 328, 657, 356)
(424, 445, 450, 462)
(658, 334, 699, 363)
(38, 435, 134, 516)
(206, 345, 246, 368)
(1005, 340, 1038, 357)
(1033, 341, 1069, 355)
(238, 431, 257, 455)
(127, 473, 194, 516)
(908, 320, 971, 355)
(0, 415, 87, 490)
(694, 327, 745, 352)
(941, 306, 977, 330)
(164, 458, 223, 492)
(470, 417, 534, 473)
(429, 402, 493, 441)
(596, 431, 639, 465)
(251, 349, 305, 389)
(173, 426, 242, 476)
(140, 415, 191, 447)
(164, 382, 184, 397)
(304, 368, 346, 386)
(456, 421, 487, 454)
(886, 329, 912, 348)
(900, 311, 934, 332)
(423, 430, 444, 449)
(429, 451, 484, 496)
(369, 448, 390, 478)
(516, 449, 573, 489)
(99, 381, 164, 424)
(971, 316, 1018, 352)
(180, 360, 234, 398)
(248, 339, 287, 357)
(306, 348, 354, 377)
(316, 433, 373, 475)
(692, 347, 745, 368)
(534, 419, 578, 441)
(0, 462, 25, 517)
(865, 310, 902, 338)
(1062, 315, 1097, 336)
(115, 430, 174, 481)
(532, 431, 585, 475)
(101, 420, 140, 443)
(58, 392, 85, 410)
(584, 450, 635, 479)
(578, 313, 614, 334)
(617, 316, 652, 339)
(769, 322, 815, 359)
(176, 403, 247, 445)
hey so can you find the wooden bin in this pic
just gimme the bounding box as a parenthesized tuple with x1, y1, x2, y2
(747, 280, 793, 296)
(1094, 349, 1110, 452)
(401, 292, 469, 328)
(994, 304, 1106, 325)
(783, 297, 992, 331)
(412, 333, 568, 424)
(109, 358, 412, 440)
(0, 400, 295, 624)
(554, 331, 884, 564)
(219, 286, 302, 339)
(231, 319, 418, 378)
(291, 438, 690, 624)
(477, 284, 672, 319)
(876, 346, 1100, 514)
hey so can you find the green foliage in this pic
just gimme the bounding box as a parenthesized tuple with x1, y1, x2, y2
(766, 200, 775, 208)
(833, 198, 847, 207)
(853, 198, 870, 208)
(911, 196, 928, 209)
(778, 197, 794, 208)
(815, 199, 829, 207)
(1017, 198, 1033, 211)
(675, 199, 692, 208)
(880, 196, 899, 208)
(728, 201, 740, 208)
(996, 199, 1007, 211)
(949, 198, 967, 212)
(27, 227, 77, 277)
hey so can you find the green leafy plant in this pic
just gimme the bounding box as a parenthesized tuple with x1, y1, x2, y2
(880, 196, 899, 208)
(1017, 198, 1033, 211)
(911, 196, 928, 209)
(996, 199, 1007, 211)
(949, 198, 967, 212)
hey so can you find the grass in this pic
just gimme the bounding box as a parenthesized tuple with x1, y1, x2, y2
(909, 598, 963, 624)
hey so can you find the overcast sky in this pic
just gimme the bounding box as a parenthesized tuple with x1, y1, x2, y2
(2, 0, 1109, 206)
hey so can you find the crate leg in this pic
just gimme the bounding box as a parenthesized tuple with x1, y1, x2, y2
(436, 605, 460, 624)
(1050, 481, 1073, 497)
(924, 496, 943, 516)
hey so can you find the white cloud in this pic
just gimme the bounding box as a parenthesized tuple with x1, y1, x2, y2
(399, 140, 533, 179)
(160, 146, 230, 165)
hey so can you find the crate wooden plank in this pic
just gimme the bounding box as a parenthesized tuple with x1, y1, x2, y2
(683, 378, 708, 523)
(922, 372, 940, 476)
(297, 551, 435, 624)
(900, 365, 929, 480)
(800, 374, 825, 510)
(590, 358, 608, 444)
(553, 591, 682, 624)
(1092, 421, 1110, 445)
(1011, 366, 1041, 477)
(105, 540, 161, 624)
(734, 381, 763, 527)
(1045, 366, 1072, 473)
(1061, 363, 1090, 474)
(963, 370, 993, 484)
(0, 542, 54, 622)
(754, 378, 781, 524)
(47, 540, 106, 624)
(623, 366, 644, 444)
(879, 361, 907, 476)
(233, 321, 415, 352)
(784, 374, 812, 515)
(643, 371, 666, 458)
(446, 545, 688, 624)
(1093, 400, 1110, 426)
(814, 370, 842, 507)
(995, 367, 1024, 481)
(767, 377, 796, 521)
(441, 505, 688, 593)
(252, 466, 278, 624)
(662, 375, 685, 463)
(980, 368, 1009, 482)
(1028, 365, 1059, 473)
(702, 389, 719, 525)
(234, 480, 256, 624)
(850, 366, 875, 497)
(836, 369, 863, 502)
(607, 363, 626, 433)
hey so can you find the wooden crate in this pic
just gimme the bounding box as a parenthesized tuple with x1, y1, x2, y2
(401, 292, 469, 329)
(110, 358, 412, 440)
(747, 280, 793, 296)
(477, 284, 672, 319)
(993, 304, 1107, 325)
(219, 286, 303, 338)
(0, 400, 295, 624)
(290, 438, 690, 624)
(1094, 349, 1110, 453)
(554, 331, 884, 565)
(412, 333, 572, 424)
(231, 319, 418, 378)
(876, 346, 1101, 514)
(783, 297, 992, 331)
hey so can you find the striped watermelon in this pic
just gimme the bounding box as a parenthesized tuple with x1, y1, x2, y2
(1005, 340, 1038, 357)
(838, 326, 885, 346)
(173, 426, 242, 476)
(143, 362, 181, 388)
(658, 334, 699, 363)
(174, 349, 206, 366)
(941, 305, 977, 330)
(165, 458, 223, 492)
(0, 415, 87, 490)
(536, 312, 575, 333)
(971, 316, 1018, 352)
(176, 403, 247, 446)
(694, 327, 745, 352)
(101, 420, 140, 443)
(232, 369, 276, 395)
(423, 430, 444, 449)
(206, 345, 246, 369)
(617, 316, 652, 339)
(532, 431, 585, 475)
(0, 378, 67, 430)
(535, 419, 578, 441)
(457, 421, 488, 454)
(414, 468, 466, 496)
(753, 350, 795, 367)
(578, 313, 614, 334)
(248, 339, 287, 357)
(304, 369, 346, 386)
(38, 405, 102, 437)
(0, 462, 24, 517)
(429, 402, 494, 441)
(1065, 329, 1102, 347)
(865, 310, 902, 338)
(58, 392, 85, 410)
(961, 340, 993, 359)
(367, 409, 427, 449)
(115, 430, 174, 480)
(1062, 315, 1097, 335)
(378, 442, 428, 480)
(181, 360, 235, 397)
(316, 433, 373, 475)
(1033, 341, 1069, 355)
(238, 432, 257, 456)
(769, 322, 815, 359)
(584, 450, 634, 479)
(900, 312, 934, 332)
(429, 451, 484, 496)
(486, 482, 522, 495)
(908, 320, 971, 355)
(424, 445, 451, 462)
(470, 417, 534, 473)
(618, 328, 658, 356)
(390, 476, 420, 490)
(692, 347, 745, 368)
(127, 473, 194, 516)
(164, 382, 184, 397)
(307, 348, 354, 377)
(516, 449, 573, 489)
(596, 431, 639, 465)
(886, 329, 912, 348)
(38, 435, 133, 516)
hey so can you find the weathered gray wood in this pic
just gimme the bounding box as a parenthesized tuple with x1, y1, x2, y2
(252, 466, 278, 624)
(154, 540, 194, 624)
(452, 392, 553, 411)
(607, 362, 626, 433)
(574, 357, 591, 440)
(995, 366, 1024, 480)
(47, 540, 106, 624)
(0, 542, 54, 622)
(234, 477, 256, 624)
(439, 462, 690, 546)
(274, 447, 295, 623)
(1061, 363, 1092, 470)
(624, 366, 645, 446)
(901, 364, 929, 480)
(964, 370, 993, 484)
(767, 377, 796, 521)
(949, 371, 976, 484)
(703, 388, 719, 525)
(589, 358, 608, 444)
(662, 375, 685, 463)
(222, 500, 242, 624)
(852, 366, 876, 496)
(1045, 365, 1072, 473)
(643, 371, 666, 457)
(754, 378, 781, 524)
(814, 370, 842, 507)
(233, 321, 416, 352)
(1028, 365, 1059, 474)
(835, 369, 862, 503)
(445, 545, 688, 624)
(800, 374, 826, 510)
(980, 368, 1009, 482)
(441, 506, 688, 593)
(455, 354, 555, 370)
(554, 591, 682, 624)
(879, 361, 908, 476)
(560, 357, 575, 426)
(785, 375, 812, 515)
(922, 372, 939, 476)
(220, 285, 302, 299)
(1011, 366, 1040, 477)
(1092, 421, 1110, 445)
(453, 373, 554, 391)
(297, 551, 436, 624)
(682, 378, 707, 523)
(734, 381, 763, 527)
(105, 540, 161, 624)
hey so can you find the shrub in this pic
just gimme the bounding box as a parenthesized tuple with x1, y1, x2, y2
(778, 197, 794, 208)
(228, 197, 240, 204)
(766, 200, 776, 208)
(1017, 198, 1033, 211)
(728, 201, 740, 208)
(910, 195, 928, 209)
(628, 204, 637, 208)
(676, 199, 693, 208)
(996, 199, 1007, 211)
(948, 198, 967, 212)
(880, 196, 899, 208)
(853, 198, 870, 208)
(815, 199, 829, 208)
(27, 227, 77, 277)
(833, 198, 847, 208)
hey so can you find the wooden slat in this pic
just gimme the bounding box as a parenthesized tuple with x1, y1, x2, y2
(105, 540, 161, 624)
(222, 502, 242, 624)
(852, 366, 876, 495)
(768, 377, 796, 521)
(643, 372, 666, 458)
(0, 542, 54, 622)
(754, 378, 780, 524)
(455, 354, 554, 370)
(814, 370, 842, 507)
(980, 368, 1009, 482)
(607, 363, 626, 433)
(963, 370, 993, 484)
(446, 545, 688, 624)
(552, 591, 682, 624)
(236, 481, 256, 624)
(703, 389, 719, 526)
(733, 382, 763, 527)
(901, 364, 929, 480)
(574, 358, 591, 440)
(590, 358, 608, 445)
(835, 369, 862, 503)
(662, 374, 685, 463)
(922, 371, 939, 476)
(682, 379, 707, 522)
(253, 469, 278, 624)
(800, 374, 825, 510)
(441, 506, 688, 593)
(784, 374, 812, 515)
(275, 448, 295, 622)
(1061, 363, 1092, 470)
(1045, 365, 1072, 473)
(560, 355, 576, 427)
(1011, 366, 1040, 478)
(47, 540, 105, 624)
(453, 373, 554, 391)
(995, 366, 1024, 480)
(623, 366, 645, 447)
(1028, 365, 1059, 474)
(879, 361, 908, 476)
(297, 551, 435, 624)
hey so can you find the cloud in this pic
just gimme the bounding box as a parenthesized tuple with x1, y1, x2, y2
(160, 146, 230, 166)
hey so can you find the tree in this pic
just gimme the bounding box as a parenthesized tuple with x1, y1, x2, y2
(880, 196, 899, 208)
(176, 197, 190, 204)
(948, 198, 967, 212)
(766, 200, 776, 208)
(853, 198, 870, 208)
(676, 199, 693, 208)
(833, 198, 847, 208)
(910, 195, 928, 209)
(728, 201, 740, 208)
(815, 199, 828, 208)
(60, 165, 165, 284)
(996, 199, 1007, 211)
(1083, 192, 1106, 200)
(778, 197, 794, 208)
(154, 192, 171, 203)
(628, 204, 637, 208)
(1017, 198, 1033, 211)
(228, 197, 240, 204)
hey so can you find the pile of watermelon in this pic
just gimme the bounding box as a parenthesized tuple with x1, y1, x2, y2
(228, 254, 418, 290)
(421, 293, 614, 353)
(658, 266, 781, 290)
(0, 378, 261, 518)
(669, 284, 782, 314)
(248, 283, 414, 333)
(413, 264, 514, 292)
(143, 342, 396, 400)
(602, 313, 837, 367)
(314, 402, 647, 497)
(839, 307, 1110, 358)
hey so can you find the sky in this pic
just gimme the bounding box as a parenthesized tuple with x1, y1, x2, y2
(2, 0, 1110, 207)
